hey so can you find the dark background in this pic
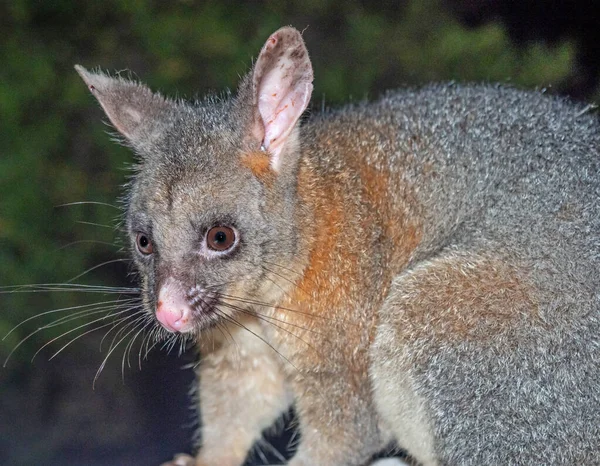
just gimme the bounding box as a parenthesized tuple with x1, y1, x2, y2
(1, 1, 599, 465)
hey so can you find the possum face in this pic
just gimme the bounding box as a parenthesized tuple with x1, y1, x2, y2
(76, 27, 313, 336)
(125, 136, 295, 336)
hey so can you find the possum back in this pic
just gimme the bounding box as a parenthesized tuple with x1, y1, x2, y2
(321, 85, 600, 464)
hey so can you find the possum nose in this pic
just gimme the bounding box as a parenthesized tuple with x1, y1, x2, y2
(156, 302, 189, 333)
(156, 279, 193, 333)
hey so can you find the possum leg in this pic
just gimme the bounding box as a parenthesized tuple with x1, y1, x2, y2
(370, 250, 598, 465)
(165, 316, 292, 466)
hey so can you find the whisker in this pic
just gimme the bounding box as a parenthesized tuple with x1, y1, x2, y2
(47, 321, 125, 364)
(2, 305, 126, 367)
(40, 302, 140, 330)
(178, 335, 187, 357)
(57, 201, 122, 210)
(237, 258, 313, 289)
(3, 297, 139, 340)
(262, 259, 318, 287)
(0, 283, 139, 294)
(213, 309, 301, 375)
(217, 292, 356, 326)
(34, 307, 140, 362)
(135, 326, 154, 369)
(262, 274, 295, 303)
(103, 310, 147, 353)
(137, 330, 151, 370)
(130, 318, 155, 371)
(127, 324, 149, 369)
(190, 303, 240, 371)
(148, 324, 168, 355)
(215, 320, 237, 350)
(121, 318, 150, 378)
(143, 327, 163, 361)
(57, 240, 123, 251)
(75, 220, 116, 229)
(136, 325, 157, 366)
(160, 333, 180, 355)
(66, 259, 132, 283)
(219, 299, 324, 336)
(94, 320, 151, 388)
(218, 302, 326, 362)
(43, 317, 128, 363)
(260, 265, 307, 294)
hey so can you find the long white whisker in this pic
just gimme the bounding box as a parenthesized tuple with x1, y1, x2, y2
(40, 302, 140, 330)
(260, 265, 309, 295)
(2, 297, 139, 340)
(75, 220, 116, 229)
(121, 318, 150, 378)
(162, 333, 179, 354)
(57, 240, 123, 251)
(102, 309, 146, 352)
(40, 318, 128, 363)
(214, 309, 301, 374)
(93, 320, 150, 388)
(0, 283, 138, 293)
(36, 307, 140, 362)
(129, 318, 153, 371)
(108, 312, 147, 352)
(218, 292, 354, 325)
(57, 201, 122, 210)
(143, 328, 162, 361)
(218, 301, 325, 361)
(137, 330, 151, 370)
(2, 306, 132, 367)
(219, 299, 323, 336)
(66, 259, 132, 283)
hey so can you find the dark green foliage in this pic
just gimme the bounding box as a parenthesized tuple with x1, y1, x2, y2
(0, 0, 593, 359)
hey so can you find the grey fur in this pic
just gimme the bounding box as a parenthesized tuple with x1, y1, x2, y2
(365, 85, 600, 464)
(77, 27, 599, 466)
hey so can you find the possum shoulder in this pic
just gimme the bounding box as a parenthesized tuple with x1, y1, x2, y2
(301, 83, 600, 175)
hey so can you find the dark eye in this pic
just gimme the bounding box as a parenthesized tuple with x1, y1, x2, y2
(206, 226, 236, 252)
(136, 232, 154, 255)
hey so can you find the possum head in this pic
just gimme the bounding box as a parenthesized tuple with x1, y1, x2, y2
(76, 27, 313, 335)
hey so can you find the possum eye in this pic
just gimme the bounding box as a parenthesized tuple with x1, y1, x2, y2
(206, 226, 236, 252)
(136, 232, 154, 255)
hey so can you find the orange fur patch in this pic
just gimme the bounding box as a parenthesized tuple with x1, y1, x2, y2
(241, 151, 273, 181)
(269, 154, 423, 387)
(357, 163, 422, 275)
(385, 254, 541, 348)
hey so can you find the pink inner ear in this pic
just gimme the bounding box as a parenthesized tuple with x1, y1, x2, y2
(259, 77, 312, 152)
(254, 30, 313, 170)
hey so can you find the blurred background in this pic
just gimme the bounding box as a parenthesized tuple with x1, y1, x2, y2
(1, 1, 599, 465)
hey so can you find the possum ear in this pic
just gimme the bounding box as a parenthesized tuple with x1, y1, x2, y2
(250, 27, 313, 171)
(75, 65, 172, 143)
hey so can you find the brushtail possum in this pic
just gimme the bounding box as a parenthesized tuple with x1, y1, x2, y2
(76, 26, 600, 465)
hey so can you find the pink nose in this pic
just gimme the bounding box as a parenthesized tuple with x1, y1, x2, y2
(155, 278, 193, 333)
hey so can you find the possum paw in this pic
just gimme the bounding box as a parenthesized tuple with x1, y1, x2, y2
(160, 453, 197, 466)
